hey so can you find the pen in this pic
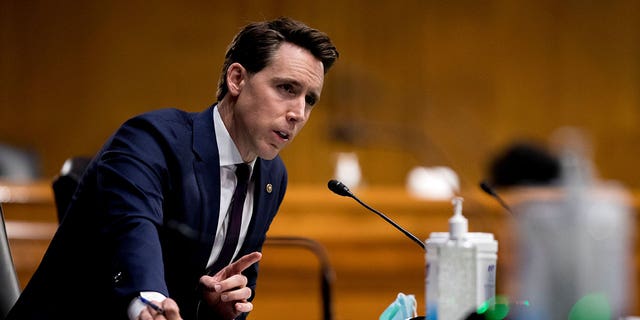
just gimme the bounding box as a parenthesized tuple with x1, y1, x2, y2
(138, 296, 165, 315)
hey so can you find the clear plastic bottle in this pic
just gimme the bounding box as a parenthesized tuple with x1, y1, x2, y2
(425, 197, 498, 320)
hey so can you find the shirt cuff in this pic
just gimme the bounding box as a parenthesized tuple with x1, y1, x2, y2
(127, 291, 167, 320)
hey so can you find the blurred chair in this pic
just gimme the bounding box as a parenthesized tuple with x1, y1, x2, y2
(0, 143, 41, 182)
(52, 156, 91, 222)
(263, 236, 335, 320)
(0, 204, 21, 318)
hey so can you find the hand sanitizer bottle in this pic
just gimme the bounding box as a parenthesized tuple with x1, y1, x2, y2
(426, 197, 498, 320)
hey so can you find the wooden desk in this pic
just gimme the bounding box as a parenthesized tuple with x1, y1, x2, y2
(2, 180, 639, 319)
(1, 180, 57, 292)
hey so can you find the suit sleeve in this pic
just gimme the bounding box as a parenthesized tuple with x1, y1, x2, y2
(95, 116, 174, 300)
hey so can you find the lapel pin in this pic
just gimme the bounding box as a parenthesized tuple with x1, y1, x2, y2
(265, 183, 273, 193)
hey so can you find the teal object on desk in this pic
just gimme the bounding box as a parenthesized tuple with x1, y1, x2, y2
(379, 293, 417, 320)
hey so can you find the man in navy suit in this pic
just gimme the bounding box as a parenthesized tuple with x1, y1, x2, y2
(7, 17, 338, 320)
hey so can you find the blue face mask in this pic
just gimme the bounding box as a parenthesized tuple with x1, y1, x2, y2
(379, 293, 417, 320)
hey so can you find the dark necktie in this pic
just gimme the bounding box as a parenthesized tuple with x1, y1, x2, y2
(206, 163, 251, 275)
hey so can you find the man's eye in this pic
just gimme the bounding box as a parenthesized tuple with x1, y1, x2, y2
(279, 84, 295, 94)
(305, 95, 317, 106)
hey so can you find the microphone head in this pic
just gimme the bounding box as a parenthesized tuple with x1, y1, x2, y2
(479, 180, 497, 197)
(327, 179, 353, 197)
(479, 180, 514, 214)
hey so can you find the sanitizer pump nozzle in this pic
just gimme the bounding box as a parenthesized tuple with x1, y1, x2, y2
(449, 196, 468, 241)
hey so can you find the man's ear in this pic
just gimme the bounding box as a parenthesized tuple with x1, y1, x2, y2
(226, 63, 246, 97)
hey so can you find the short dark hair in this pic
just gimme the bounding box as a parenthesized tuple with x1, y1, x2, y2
(488, 141, 561, 188)
(216, 17, 339, 102)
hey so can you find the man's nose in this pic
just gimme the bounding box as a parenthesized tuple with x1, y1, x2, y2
(286, 97, 307, 123)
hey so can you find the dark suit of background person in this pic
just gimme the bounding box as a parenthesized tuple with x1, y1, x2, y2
(7, 106, 285, 319)
(6, 17, 339, 320)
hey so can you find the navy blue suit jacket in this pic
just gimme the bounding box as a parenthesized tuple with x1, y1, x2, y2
(8, 106, 287, 319)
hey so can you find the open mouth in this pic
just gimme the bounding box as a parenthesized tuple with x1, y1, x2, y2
(275, 130, 290, 141)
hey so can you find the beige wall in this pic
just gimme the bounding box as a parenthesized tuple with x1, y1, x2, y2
(2, 0, 640, 190)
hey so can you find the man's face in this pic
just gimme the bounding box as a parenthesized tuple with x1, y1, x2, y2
(228, 42, 325, 161)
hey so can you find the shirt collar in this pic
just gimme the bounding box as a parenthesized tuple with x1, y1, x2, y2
(213, 105, 256, 170)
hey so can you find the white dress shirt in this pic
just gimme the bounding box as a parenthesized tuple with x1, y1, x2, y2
(207, 105, 256, 267)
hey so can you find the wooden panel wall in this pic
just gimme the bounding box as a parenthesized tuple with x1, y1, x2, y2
(2, 0, 640, 191)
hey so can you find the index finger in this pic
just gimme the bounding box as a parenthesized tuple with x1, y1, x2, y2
(160, 298, 182, 320)
(227, 252, 262, 274)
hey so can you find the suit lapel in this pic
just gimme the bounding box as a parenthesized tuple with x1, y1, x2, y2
(191, 105, 221, 270)
(190, 106, 280, 265)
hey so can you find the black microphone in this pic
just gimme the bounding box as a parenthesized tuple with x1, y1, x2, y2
(479, 180, 513, 214)
(327, 179, 426, 250)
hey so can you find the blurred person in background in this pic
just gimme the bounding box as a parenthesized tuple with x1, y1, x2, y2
(485, 133, 634, 319)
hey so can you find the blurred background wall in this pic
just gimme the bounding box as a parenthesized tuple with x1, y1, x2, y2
(2, 0, 640, 190)
(3, 1, 640, 318)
